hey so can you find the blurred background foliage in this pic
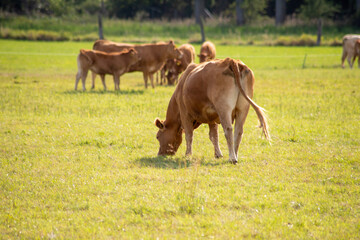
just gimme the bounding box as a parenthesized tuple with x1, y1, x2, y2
(0, 0, 359, 26)
(0, 0, 359, 45)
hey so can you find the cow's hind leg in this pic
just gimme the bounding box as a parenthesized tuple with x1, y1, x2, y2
(209, 123, 223, 158)
(234, 105, 250, 159)
(341, 50, 347, 68)
(81, 70, 88, 91)
(75, 72, 81, 91)
(347, 55, 354, 69)
(219, 112, 237, 164)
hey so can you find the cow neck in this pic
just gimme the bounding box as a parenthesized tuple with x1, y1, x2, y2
(164, 94, 182, 131)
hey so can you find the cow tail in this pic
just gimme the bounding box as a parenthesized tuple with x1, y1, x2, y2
(231, 60, 271, 141)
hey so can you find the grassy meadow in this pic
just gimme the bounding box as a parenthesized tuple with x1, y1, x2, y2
(0, 39, 360, 239)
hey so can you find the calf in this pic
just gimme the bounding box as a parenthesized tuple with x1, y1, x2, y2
(155, 58, 270, 164)
(92, 40, 182, 88)
(75, 48, 140, 91)
(351, 39, 360, 68)
(165, 43, 196, 85)
(198, 41, 216, 63)
(341, 34, 360, 68)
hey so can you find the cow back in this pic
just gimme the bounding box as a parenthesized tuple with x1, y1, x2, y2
(93, 40, 179, 73)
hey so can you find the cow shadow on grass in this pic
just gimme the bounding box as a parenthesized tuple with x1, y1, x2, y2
(136, 156, 223, 169)
(62, 89, 144, 95)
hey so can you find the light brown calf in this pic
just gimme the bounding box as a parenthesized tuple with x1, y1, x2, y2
(75, 48, 140, 91)
(351, 39, 360, 68)
(164, 43, 196, 85)
(92, 40, 182, 88)
(198, 41, 216, 63)
(341, 34, 360, 68)
(155, 58, 270, 164)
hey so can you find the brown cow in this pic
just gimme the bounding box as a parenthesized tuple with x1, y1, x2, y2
(198, 41, 216, 63)
(92, 40, 182, 88)
(155, 58, 270, 164)
(75, 48, 140, 91)
(341, 34, 360, 68)
(351, 39, 360, 68)
(165, 43, 196, 85)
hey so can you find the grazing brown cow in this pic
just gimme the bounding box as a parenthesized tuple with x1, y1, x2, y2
(75, 48, 140, 91)
(165, 43, 196, 85)
(198, 41, 216, 63)
(351, 39, 360, 68)
(155, 58, 270, 164)
(341, 34, 360, 68)
(92, 40, 182, 88)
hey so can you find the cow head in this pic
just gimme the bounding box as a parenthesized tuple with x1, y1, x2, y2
(155, 118, 183, 156)
(164, 59, 181, 85)
(127, 48, 141, 63)
(167, 40, 183, 59)
(166, 71, 177, 85)
(198, 53, 209, 63)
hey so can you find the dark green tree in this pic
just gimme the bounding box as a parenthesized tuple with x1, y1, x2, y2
(236, 0, 245, 25)
(231, 0, 268, 24)
(298, 0, 339, 46)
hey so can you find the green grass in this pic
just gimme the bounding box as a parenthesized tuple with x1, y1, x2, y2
(0, 39, 360, 239)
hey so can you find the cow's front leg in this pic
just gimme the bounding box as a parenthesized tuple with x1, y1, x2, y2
(149, 73, 155, 88)
(209, 123, 223, 158)
(91, 71, 96, 89)
(142, 72, 148, 88)
(100, 74, 106, 91)
(160, 68, 166, 85)
(184, 129, 193, 156)
(181, 117, 195, 156)
(113, 74, 120, 91)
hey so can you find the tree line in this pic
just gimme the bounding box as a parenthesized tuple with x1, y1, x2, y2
(1, 0, 359, 26)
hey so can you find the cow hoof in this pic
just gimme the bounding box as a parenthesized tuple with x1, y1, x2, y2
(229, 159, 238, 165)
(215, 153, 223, 158)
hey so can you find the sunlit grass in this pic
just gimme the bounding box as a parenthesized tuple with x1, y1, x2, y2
(0, 40, 359, 238)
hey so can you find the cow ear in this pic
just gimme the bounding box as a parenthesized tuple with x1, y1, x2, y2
(169, 40, 175, 45)
(155, 118, 164, 129)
